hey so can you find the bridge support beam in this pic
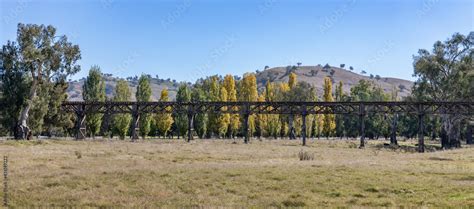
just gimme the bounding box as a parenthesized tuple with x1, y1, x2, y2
(302, 113, 307, 146)
(130, 104, 140, 141)
(75, 105, 86, 140)
(418, 113, 425, 153)
(359, 104, 366, 148)
(244, 113, 250, 144)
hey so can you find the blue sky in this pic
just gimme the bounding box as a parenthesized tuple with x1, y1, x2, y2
(1, 0, 472, 82)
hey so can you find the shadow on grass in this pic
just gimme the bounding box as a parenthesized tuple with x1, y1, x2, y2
(374, 142, 442, 153)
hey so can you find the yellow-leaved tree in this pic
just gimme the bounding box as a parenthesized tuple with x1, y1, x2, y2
(239, 73, 258, 137)
(223, 75, 240, 138)
(218, 87, 230, 138)
(322, 77, 336, 137)
(155, 88, 174, 138)
(265, 82, 281, 139)
(256, 93, 267, 137)
(278, 82, 290, 137)
(288, 72, 297, 89)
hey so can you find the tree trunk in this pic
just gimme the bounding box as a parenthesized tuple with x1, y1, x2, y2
(441, 114, 461, 149)
(16, 66, 40, 140)
(467, 122, 473, 145)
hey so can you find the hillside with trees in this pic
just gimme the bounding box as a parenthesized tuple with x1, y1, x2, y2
(66, 65, 413, 101)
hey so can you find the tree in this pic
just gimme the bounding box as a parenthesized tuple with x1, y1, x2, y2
(1, 24, 81, 139)
(340, 64, 345, 68)
(175, 84, 191, 139)
(239, 73, 258, 137)
(136, 74, 152, 138)
(191, 85, 208, 138)
(218, 87, 230, 138)
(361, 70, 367, 75)
(83, 66, 106, 138)
(349, 66, 354, 71)
(206, 76, 221, 137)
(264, 82, 281, 139)
(412, 32, 473, 148)
(288, 72, 297, 89)
(322, 77, 336, 137)
(297, 62, 302, 67)
(1, 42, 29, 136)
(112, 80, 131, 139)
(223, 75, 240, 138)
(335, 81, 345, 138)
(155, 88, 174, 138)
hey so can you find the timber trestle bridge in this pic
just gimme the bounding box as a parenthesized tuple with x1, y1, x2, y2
(61, 101, 474, 153)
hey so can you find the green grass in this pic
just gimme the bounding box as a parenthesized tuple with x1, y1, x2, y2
(0, 139, 473, 207)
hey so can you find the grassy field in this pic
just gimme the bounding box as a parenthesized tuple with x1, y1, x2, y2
(0, 138, 473, 208)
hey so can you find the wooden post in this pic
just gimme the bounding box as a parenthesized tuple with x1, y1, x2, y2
(302, 113, 307, 146)
(244, 113, 250, 144)
(390, 114, 398, 145)
(130, 104, 140, 141)
(359, 104, 366, 148)
(243, 103, 250, 144)
(75, 104, 86, 140)
(418, 113, 425, 153)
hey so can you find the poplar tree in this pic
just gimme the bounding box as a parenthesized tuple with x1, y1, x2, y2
(175, 84, 191, 138)
(322, 77, 336, 137)
(83, 66, 106, 138)
(264, 82, 281, 139)
(256, 93, 268, 138)
(334, 81, 345, 138)
(155, 88, 174, 137)
(288, 72, 297, 89)
(218, 87, 230, 138)
(223, 75, 240, 138)
(112, 79, 131, 139)
(191, 85, 208, 138)
(277, 82, 290, 137)
(136, 75, 152, 138)
(206, 76, 221, 137)
(239, 73, 258, 137)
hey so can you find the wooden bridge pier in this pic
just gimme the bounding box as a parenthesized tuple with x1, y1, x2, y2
(75, 104, 86, 140)
(301, 105, 307, 146)
(359, 104, 366, 148)
(243, 103, 250, 144)
(418, 110, 425, 153)
(130, 104, 140, 141)
(187, 114, 194, 143)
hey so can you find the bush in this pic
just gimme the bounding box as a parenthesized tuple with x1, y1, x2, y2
(298, 150, 314, 161)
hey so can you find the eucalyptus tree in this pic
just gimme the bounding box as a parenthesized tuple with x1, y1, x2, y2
(412, 32, 473, 148)
(1, 23, 81, 139)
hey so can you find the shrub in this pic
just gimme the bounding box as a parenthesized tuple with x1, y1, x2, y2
(298, 150, 314, 161)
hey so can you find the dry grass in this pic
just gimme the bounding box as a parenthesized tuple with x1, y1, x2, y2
(0, 138, 473, 208)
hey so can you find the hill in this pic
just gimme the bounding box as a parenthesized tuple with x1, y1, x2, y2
(67, 75, 181, 101)
(66, 65, 413, 101)
(256, 65, 413, 98)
